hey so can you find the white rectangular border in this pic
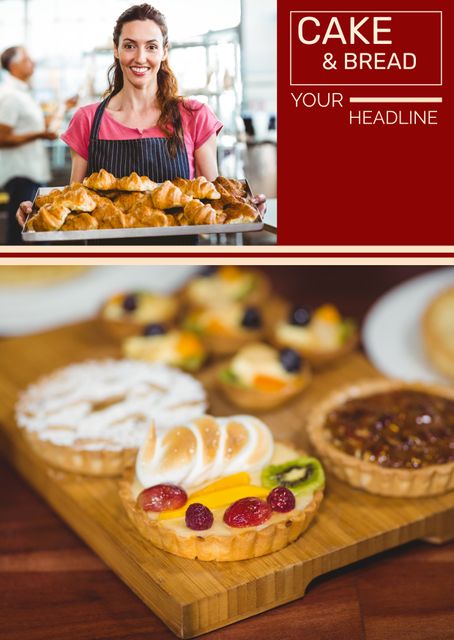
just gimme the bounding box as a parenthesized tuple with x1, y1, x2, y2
(289, 10, 443, 87)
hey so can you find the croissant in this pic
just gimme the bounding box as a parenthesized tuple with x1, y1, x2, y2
(61, 213, 99, 231)
(150, 181, 192, 209)
(28, 203, 71, 231)
(172, 177, 220, 200)
(34, 188, 65, 209)
(126, 203, 169, 228)
(214, 176, 247, 199)
(224, 202, 258, 223)
(181, 199, 217, 225)
(54, 186, 97, 212)
(91, 201, 126, 229)
(113, 192, 147, 212)
(135, 415, 274, 489)
(83, 169, 117, 191)
(115, 172, 158, 192)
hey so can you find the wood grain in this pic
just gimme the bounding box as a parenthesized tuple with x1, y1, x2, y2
(0, 319, 453, 639)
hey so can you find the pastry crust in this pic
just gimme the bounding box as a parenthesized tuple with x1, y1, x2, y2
(91, 201, 126, 229)
(218, 363, 312, 411)
(422, 287, 454, 380)
(55, 186, 97, 212)
(119, 467, 323, 561)
(125, 204, 169, 228)
(307, 378, 454, 497)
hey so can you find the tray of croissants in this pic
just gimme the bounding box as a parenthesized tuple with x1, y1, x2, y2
(22, 170, 263, 241)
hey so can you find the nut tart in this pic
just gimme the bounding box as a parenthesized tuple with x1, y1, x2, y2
(218, 343, 311, 411)
(183, 266, 270, 309)
(16, 360, 207, 476)
(119, 415, 325, 561)
(307, 378, 454, 497)
(270, 299, 358, 366)
(123, 326, 207, 372)
(184, 303, 265, 356)
(99, 291, 179, 340)
(422, 286, 454, 381)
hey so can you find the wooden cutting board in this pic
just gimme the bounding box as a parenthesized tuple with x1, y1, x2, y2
(0, 321, 452, 639)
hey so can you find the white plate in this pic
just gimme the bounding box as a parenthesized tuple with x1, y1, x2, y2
(0, 266, 199, 337)
(363, 267, 454, 383)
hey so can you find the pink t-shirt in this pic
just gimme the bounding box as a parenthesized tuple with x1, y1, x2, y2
(61, 99, 223, 179)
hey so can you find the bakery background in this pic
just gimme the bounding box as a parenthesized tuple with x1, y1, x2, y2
(0, 0, 276, 244)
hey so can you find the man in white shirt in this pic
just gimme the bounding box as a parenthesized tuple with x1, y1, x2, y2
(0, 46, 56, 244)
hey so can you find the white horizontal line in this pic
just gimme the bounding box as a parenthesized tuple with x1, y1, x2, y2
(350, 97, 443, 103)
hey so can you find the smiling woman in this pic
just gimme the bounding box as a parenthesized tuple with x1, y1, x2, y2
(62, 4, 223, 184)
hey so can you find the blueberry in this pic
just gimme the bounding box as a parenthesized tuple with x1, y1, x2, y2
(241, 307, 262, 329)
(143, 323, 166, 337)
(122, 293, 138, 313)
(289, 305, 312, 327)
(279, 348, 302, 373)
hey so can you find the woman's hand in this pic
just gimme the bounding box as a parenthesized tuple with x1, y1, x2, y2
(16, 201, 33, 228)
(253, 194, 267, 218)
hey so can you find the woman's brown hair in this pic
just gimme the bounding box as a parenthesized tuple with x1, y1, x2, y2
(107, 3, 192, 157)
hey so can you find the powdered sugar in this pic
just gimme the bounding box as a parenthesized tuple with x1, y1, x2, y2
(16, 360, 208, 451)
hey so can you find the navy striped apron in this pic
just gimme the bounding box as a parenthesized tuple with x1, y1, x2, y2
(87, 97, 190, 181)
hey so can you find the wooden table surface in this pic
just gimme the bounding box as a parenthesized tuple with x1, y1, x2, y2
(1, 266, 454, 640)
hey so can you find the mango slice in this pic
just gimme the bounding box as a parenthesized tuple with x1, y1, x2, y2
(158, 484, 268, 521)
(190, 472, 251, 498)
(253, 374, 287, 393)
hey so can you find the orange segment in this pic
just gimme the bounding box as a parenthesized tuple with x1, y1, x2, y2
(190, 472, 251, 498)
(158, 484, 268, 520)
(219, 266, 241, 281)
(176, 332, 204, 358)
(314, 304, 341, 324)
(253, 374, 287, 393)
(206, 318, 230, 335)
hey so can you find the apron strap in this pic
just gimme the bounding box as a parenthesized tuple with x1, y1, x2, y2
(90, 97, 111, 141)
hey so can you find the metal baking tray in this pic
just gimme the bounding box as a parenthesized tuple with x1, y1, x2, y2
(22, 180, 263, 243)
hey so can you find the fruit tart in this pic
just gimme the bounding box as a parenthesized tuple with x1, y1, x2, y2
(271, 301, 358, 366)
(123, 324, 207, 372)
(307, 378, 454, 497)
(99, 290, 179, 340)
(218, 343, 311, 411)
(184, 303, 265, 356)
(183, 266, 270, 309)
(16, 360, 207, 476)
(119, 415, 325, 561)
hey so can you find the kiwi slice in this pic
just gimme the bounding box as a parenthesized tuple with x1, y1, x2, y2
(261, 457, 325, 495)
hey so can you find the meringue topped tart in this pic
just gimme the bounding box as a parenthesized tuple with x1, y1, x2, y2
(119, 415, 325, 561)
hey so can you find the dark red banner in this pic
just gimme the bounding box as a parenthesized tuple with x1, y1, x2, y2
(278, 1, 452, 246)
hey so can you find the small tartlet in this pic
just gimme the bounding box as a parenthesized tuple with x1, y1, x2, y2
(182, 266, 271, 310)
(268, 298, 358, 367)
(307, 378, 454, 497)
(184, 304, 265, 357)
(218, 343, 311, 411)
(99, 291, 179, 340)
